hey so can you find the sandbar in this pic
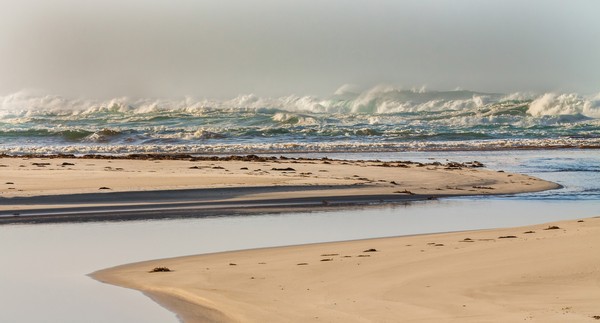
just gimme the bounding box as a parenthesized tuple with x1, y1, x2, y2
(93, 217, 600, 322)
(0, 154, 558, 224)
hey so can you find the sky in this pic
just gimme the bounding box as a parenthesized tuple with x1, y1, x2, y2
(0, 0, 599, 98)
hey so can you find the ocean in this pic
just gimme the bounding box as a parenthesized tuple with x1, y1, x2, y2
(1, 86, 599, 155)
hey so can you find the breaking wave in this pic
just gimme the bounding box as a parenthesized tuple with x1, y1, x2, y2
(1, 86, 599, 155)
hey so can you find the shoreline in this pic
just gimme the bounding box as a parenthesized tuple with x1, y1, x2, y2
(93, 216, 600, 322)
(0, 155, 559, 224)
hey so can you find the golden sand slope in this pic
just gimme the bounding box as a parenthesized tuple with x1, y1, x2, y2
(93, 217, 600, 323)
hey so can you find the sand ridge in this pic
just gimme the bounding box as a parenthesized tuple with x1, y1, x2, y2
(1, 155, 558, 215)
(0, 155, 555, 198)
(93, 217, 600, 322)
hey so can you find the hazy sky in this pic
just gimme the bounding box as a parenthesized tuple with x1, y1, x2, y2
(1, 0, 599, 98)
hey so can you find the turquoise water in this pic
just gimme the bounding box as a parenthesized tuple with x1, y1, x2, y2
(1, 88, 599, 155)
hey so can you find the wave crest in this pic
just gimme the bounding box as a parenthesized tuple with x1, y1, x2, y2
(528, 93, 600, 118)
(2, 86, 600, 118)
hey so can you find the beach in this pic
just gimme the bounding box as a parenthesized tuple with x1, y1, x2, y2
(0, 155, 557, 223)
(1, 150, 599, 322)
(4, 154, 591, 322)
(93, 216, 600, 322)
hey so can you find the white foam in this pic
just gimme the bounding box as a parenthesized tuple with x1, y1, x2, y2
(3, 136, 599, 156)
(2, 86, 599, 118)
(528, 93, 600, 118)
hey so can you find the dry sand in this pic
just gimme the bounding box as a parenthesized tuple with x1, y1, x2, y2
(93, 217, 600, 322)
(1, 156, 557, 219)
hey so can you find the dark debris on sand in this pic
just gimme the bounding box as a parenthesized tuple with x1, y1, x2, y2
(149, 267, 171, 273)
(544, 226, 561, 230)
(0, 153, 486, 169)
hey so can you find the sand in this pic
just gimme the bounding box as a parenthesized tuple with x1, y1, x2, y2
(93, 217, 600, 322)
(0, 155, 558, 223)
(4, 155, 593, 321)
